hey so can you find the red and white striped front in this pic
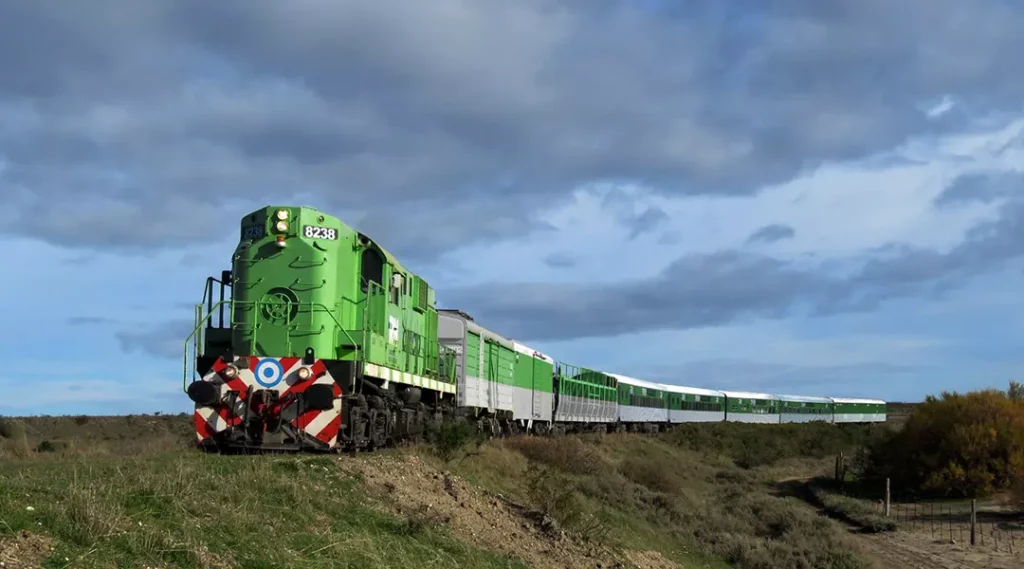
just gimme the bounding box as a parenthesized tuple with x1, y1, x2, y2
(193, 356, 342, 449)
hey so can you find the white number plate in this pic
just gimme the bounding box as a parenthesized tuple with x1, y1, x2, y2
(303, 225, 338, 240)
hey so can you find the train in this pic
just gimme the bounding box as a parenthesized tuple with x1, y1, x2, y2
(184, 205, 886, 452)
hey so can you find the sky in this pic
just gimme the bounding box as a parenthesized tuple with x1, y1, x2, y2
(3, 0, 1024, 415)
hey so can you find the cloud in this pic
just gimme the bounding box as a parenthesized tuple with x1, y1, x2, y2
(449, 193, 1024, 341)
(649, 358, 917, 395)
(4, 0, 1024, 258)
(544, 252, 577, 269)
(745, 223, 796, 244)
(116, 319, 194, 359)
(67, 316, 117, 326)
(933, 171, 1024, 208)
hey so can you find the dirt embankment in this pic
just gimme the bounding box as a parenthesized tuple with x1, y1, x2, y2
(0, 530, 54, 569)
(340, 453, 677, 569)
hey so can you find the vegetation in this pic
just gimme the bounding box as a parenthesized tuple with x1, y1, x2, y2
(806, 479, 898, 533)
(0, 416, 526, 569)
(665, 421, 886, 469)
(860, 383, 1024, 499)
(0, 415, 884, 569)
(439, 429, 875, 569)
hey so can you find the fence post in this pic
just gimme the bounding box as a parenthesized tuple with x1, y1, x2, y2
(970, 499, 976, 546)
(948, 507, 953, 543)
(884, 478, 891, 517)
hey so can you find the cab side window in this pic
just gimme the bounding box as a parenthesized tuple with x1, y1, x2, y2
(361, 249, 383, 293)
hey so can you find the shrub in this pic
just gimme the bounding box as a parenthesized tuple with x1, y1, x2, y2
(427, 421, 481, 462)
(861, 385, 1024, 498)
(36, 440, 63, 453)
(666, 422, 882, 469)
(0, 417, 22, 439)
(504, 435, 609, 476)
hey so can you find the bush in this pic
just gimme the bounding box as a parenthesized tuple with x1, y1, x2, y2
(427, 421, 481, 462)
(0, 417, 22, 439)
(504, 435, 609, 476)
(862, 385, 1024, 498)
(666, 422, 882, 469)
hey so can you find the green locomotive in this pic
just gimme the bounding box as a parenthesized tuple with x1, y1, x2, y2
(186, 205, 455, 451)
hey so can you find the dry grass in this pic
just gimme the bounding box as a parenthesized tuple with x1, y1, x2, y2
(435, 432, 875, 569)
(0, 415, 527, 569)
(807, 479, 899, 533)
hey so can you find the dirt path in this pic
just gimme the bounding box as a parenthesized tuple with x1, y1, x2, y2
(852, 528, 1021, 569)
(338, 452, 677, 569)
(776, 477, 1022, 569)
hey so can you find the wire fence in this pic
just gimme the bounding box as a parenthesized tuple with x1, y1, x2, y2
(871, 498, 1023, 553)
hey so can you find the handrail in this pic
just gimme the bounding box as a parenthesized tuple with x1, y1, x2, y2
(184, 299, 364, 393)
(185, 279, 457, 392)
(184, 303, 219, 392)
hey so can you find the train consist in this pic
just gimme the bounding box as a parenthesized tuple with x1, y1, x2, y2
(184, 205, 886, 452)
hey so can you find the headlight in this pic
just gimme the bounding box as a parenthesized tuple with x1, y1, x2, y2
(221, 364, 238, 379)
(275, 221, 289, 232)
(276, 209, 289, 220)
(297, 367, 312, 380)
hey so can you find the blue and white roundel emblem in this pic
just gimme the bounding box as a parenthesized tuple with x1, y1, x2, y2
(254, 358, 285, 388)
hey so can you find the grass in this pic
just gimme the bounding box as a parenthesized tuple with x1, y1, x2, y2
(806, 479, 899, 533)
(1, 415, 887, 569)
(0, 416, 526, 569)
(432, 428, 877, 569)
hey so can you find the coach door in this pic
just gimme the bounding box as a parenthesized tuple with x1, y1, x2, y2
(531, 356, 546, 420)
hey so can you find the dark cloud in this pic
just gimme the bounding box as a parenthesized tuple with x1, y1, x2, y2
(355, 198, 559, 263)
(116, 319, 194, 359)
(448, 196, 1024, 341)
(745, 224, 796, 244)
(933, 171, 1024, 208)
(543, 252, 577, 269)
(648, 359, 917, 395)
(3, 0, 1024, 257)
(600, 189, 671, 239)
(68, 316, 116, 326)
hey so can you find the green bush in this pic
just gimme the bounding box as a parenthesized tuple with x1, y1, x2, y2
(427, 421, 482, 462)
(665, 422, 883, 469)
(0, 417, 22, 439)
